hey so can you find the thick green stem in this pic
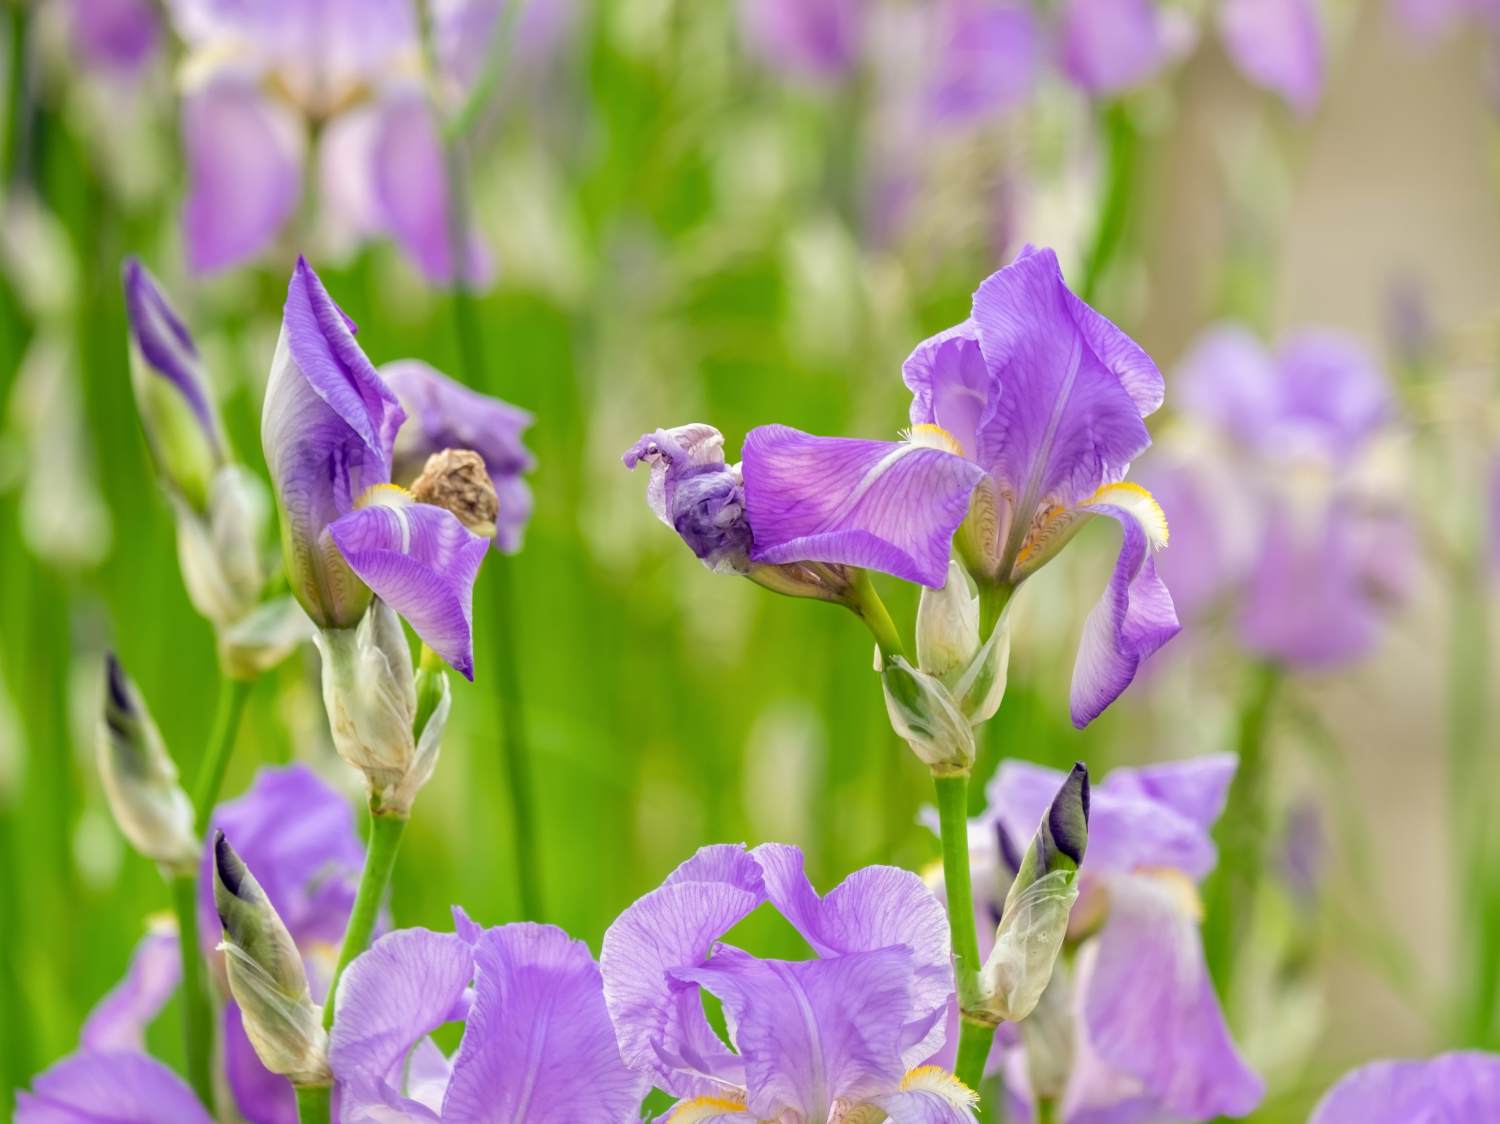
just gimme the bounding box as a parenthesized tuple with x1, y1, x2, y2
(322, 807, 408, 1031)
(171, 873, 214, 1108)
(1079, 101, 1139, 305)
(491, 558, 542, 918)
(294, 1083, 331, 1123)
(936, 773, 994, 1089)
(192, 677, 253, 838)
(1036, 1095, 1060, 1124)
(1202, 660, 1283, 999)
(850, 569, 906, 663)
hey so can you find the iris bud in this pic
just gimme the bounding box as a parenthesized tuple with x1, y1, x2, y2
(213, 832, 330, 1086)
(881, 659, 976, 775)
(314, 600, 419, 814)
(97, 654, 197, 872)
(977, 763, 1089, 1022)
(218, 596, 315, 681)
(175, 465, 272, 630)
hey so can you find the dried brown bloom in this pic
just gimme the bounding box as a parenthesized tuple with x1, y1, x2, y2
(410, 449, 498, 539)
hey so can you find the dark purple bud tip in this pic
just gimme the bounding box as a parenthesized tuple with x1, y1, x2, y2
(1046, 763, 1089, 868)
(214, 830, 247, 898)
(104, 651, 133, 717)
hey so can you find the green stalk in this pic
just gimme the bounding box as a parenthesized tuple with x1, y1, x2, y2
(1202, 660, 1283, 999)
(1078, 101, 1140, 305)
(321, 806, 408, 1031)
(417, 0, 543, 921)
(849, 569, 906, 663)
(1036, 1096, 1060, 1124)
(294, 1083, 331, 1123)
(171, 873, 214, 1107)
(936, 773, 995, 1090)
(192, 677, 253, 837)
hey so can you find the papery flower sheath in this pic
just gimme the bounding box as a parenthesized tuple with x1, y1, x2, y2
(328, 910, 645, 1121)
(384, 359, 535, 554)
(967, 756, 1264, 1123)
(54, 762, 363, 1122)
(261, 257, 489, 677)
(600, 843, 977, 1122)
(1310, 1051, 1500, 1122)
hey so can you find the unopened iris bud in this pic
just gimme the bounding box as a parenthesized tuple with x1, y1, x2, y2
(213, 832, 330, 1086)
(916, 561, 1011, 725)
(218, 596, 316, 680)
(976, 763, 1089, 1023)
(395, 647, 451, 813)
(175, 464, 272, 630)
(97, 653, 197, 872)
(314, 599, 419, 814)
(410, 448, 499, 539)
(881, 659, 976, 775)
(122, 258, 223, 512)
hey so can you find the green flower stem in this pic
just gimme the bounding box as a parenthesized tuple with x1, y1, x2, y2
(1036, 1095, 1060, 1124)
(170, 872, 214, 1108)
(850, 569, 906, 663)
(294, 1083, 331, 1124)
(936, 772, 994, 1090)
(321, 806, 408, 1032)
(170, 674, 252, 1111)
(192, 677, 253, 838)
(1079, 101, 1140, 305)
(1202, 660, 1283, 998)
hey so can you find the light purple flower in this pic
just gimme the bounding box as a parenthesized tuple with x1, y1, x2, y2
(1391, 0, 1500, 41)
(600, 843, 977, 1122)
(66, 0, 162, 76)
(16, 1051, 213, 1124)
(383, 360, 535, 554)
(739, 0, 862, 81)
(167, 0, 554, 280)
(1219, 0, 1324, 114)
(329, 910, 646, 1121)
(29, 765, 361, 1124)
(1059, 0, 1180, 96)
(1310, 1051, 1500, 1122)
(261, 258, 489, 676)
(973, 756, 1263, 1123)
(1146, 323, 1409, 669)
(924, 0, 1041, 124)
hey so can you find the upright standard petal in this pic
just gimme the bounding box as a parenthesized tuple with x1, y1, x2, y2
(969, 248, 1160, 523)
(441, 924, 646, 1123)
(1074, 874, 1264, 1121)
(1310, 1051, 1500, 1123)
(752, 843, 952, 1066)
(327, 494, 490, 678)
(902, 321, 995, 461)
(741, 425, 985, 588)
(384, 359, 535, 553)
(261, 258, 405, 627)
(1219, 0, 1324, 114)
(675, 948, 915, 1122)
(181, 73, 303, 274)
(16, 1051, 214, 1124)
(1068, 483, 1180, 727)
(600, 856, 764, 1099)
(1059, 0, 1173, 96)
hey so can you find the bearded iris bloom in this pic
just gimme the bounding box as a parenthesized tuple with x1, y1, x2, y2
(966, 756, 1263, 1122)
(327, 910, 645, 1121)
(600, 842, 978, 1123)
(19, 766, 363, 1124)
(1140, 324, 1411, 669)
(1310, 1051, 1500, 1122)
(262, 257, 489, 678)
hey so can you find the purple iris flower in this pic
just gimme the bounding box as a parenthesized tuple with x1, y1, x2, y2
(261, 257, 489, 677)
(16, 1051, 212, 1124)
(66, 0, 162, 77)
(1392, 0, 1500, 40)
(383, 359, 535, 554)
(1310, 1051, 1500, 1122)
(1139, 324, 1411, 669)
(924, 0, 1042, 125)
(738, 0, 862, 81)
(1219, 0, 1324, 114)
(165, 0, 567, 279)
(21, 765, 361, 1124)
(599, 842, 979, 1122)
(970, 756, 1264, 1122)
(328, 909, 645, 1121)
(1059, 0, 1187, 97)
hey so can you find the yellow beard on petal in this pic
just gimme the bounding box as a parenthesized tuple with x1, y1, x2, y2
(668, 1095, 751, 1122)
(1136, 865, 1204, 921)
(902, 423, 966, 457)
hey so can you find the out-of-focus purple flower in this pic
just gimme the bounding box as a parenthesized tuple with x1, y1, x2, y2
(600, 843, 977, 1121)
(167, 0, 563, 279)
(261, 258, 489, 676)
(1310, 1051, 1500, 1122)
(37, 766, 361, 1124)
(67, 0, 162, 76)
(925, 0, 1041, 124)
(383, 360, 534, 554)
(1146, 323, 1409, 670)
(1391, 0, 1500, 42)
(1059, 0, 1182, 96)
(329, 910, 645, 1121)
(739, 0, 862, 81)
(16, 1051, 213, 1124)
(1219, 0, 1324, 114)
(971, 756, 1264, 1123)
(899, 246, 1176, 726)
